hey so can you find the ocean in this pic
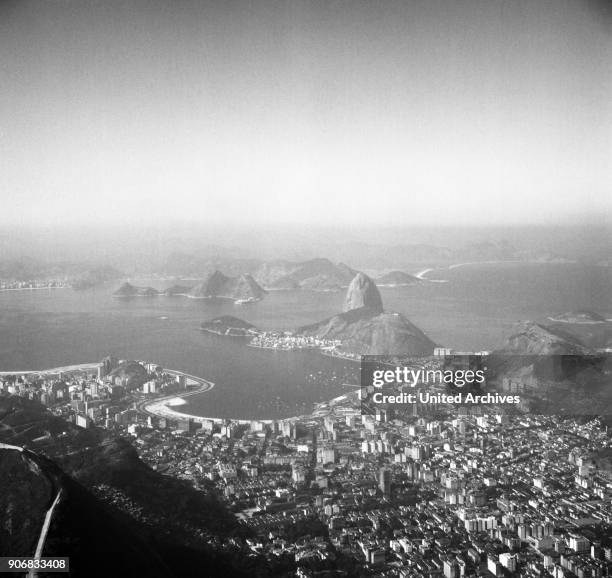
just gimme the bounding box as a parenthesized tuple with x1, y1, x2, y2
(0, 262, 610, 419)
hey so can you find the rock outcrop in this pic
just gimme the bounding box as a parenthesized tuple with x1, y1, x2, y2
(343, 272, 383, 314)
(299, 273, 435, 355)
(188, 271, 265, 302)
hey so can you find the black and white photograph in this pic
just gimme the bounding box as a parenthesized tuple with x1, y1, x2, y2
(0, 0, 611, 576)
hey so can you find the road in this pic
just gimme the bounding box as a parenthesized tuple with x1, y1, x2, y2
(0, 444, 63, 578)
(29, 489, 63, 578)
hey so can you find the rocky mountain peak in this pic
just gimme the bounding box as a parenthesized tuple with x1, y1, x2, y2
(343, 272, 384, 314)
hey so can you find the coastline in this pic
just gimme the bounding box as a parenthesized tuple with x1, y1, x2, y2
(0, 362, 101, 376)
(0, 286, 70, 294)
(414, 268, 433, 279)
(141, 373, 278, 425)
(0, 359, 295, 425)
(415, 259, 577, 280)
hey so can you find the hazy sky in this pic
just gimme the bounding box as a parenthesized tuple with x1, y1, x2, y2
(1, 0, 610, 228)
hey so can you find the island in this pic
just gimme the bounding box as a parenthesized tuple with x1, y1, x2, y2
(112, 270, 266, 303)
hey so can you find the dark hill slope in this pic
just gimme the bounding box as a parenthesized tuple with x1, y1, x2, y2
(0, 446, 171, 578)
(0, 397, 286, 577)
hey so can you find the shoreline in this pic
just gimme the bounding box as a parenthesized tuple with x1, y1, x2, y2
(0, 286, 70, 294)
(547, 316, 610, 325)
(0, 359, 303, 424)
(0, 362, 101, 376)
(415, 259, 577, 280)
(414, 268, 433, 279)
(141, 375, 280, 425)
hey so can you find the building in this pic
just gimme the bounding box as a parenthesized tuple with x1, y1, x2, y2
(317, 446, 336, 464)
(569, 534, 590, 553)
(75, 414, 92, 429)
(379, 468, 391, 497)
(443, 559, 460, 578)
(499, 553, 517, 572)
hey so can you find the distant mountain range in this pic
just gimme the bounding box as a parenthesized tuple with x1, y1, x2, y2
(151, 242, 585, 287)
(253, 258, 357, 291)
(318, 240, 579, 270)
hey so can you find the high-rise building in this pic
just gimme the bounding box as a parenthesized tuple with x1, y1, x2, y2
(379, 467, 391, 497)
(443, 559, 460, 578)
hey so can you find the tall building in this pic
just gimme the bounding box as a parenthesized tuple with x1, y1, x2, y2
(443, 559, 460, 578)
(379, 467, 391, 497)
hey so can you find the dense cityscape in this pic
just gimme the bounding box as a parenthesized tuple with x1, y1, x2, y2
(2, 355, 612, 577)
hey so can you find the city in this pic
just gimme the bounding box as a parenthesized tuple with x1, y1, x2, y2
(2, 357, 612, 576)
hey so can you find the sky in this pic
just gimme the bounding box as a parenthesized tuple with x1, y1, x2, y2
(0, 0, 610, 228)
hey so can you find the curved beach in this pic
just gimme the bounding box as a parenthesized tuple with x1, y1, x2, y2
(0, 362, 101, 376)
(142, 374, 273, 425)
(140, 369, 272, 425)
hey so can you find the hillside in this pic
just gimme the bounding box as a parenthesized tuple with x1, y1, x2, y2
(188, 271, 265, 302)
(201, 315, 261, 337)
(298, 273, 435, 356)
(376, 270, 420, 286)
(113, 282, 159, 297)
(545, 312, 612, 350)
(0, 446, 170, 577)
(254, 258, 356, 291)
(501, 322, 590, 356)
(300, 308, 436, 356)
(163, 284, 193, 296)
(108, 360, 149, 389)
(0, 396, 272, 576)
(485, 319, 612, 413)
